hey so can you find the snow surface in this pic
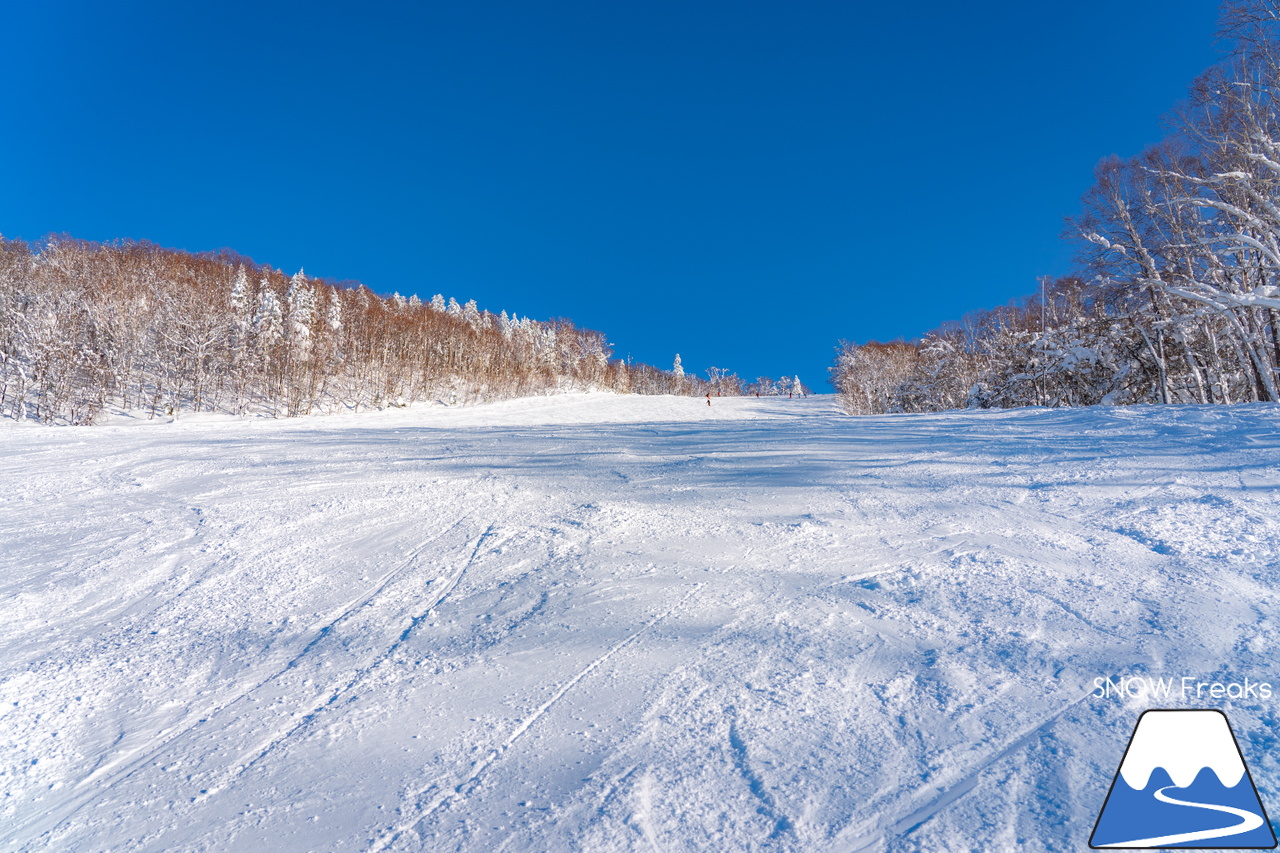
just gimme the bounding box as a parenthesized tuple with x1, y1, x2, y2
(4, 393, 1280, 851)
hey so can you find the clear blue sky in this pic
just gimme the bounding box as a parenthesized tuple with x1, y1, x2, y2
(2, 1, 1221, 389)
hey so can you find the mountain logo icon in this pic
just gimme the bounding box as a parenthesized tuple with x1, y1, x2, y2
(1090, 709, 1276, 849)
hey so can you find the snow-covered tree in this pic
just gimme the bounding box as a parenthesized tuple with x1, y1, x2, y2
(229, 265, 249, 315)
(462, 298, 480, 327)
(0, 236, 739, 422)
(252, 283, 284, 348)
(285, 269, 316, 351)
(228, 265, 251, 359)
(326, 289, 343, 333)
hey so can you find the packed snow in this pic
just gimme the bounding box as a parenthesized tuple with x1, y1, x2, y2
(3, 393, 1280, 851)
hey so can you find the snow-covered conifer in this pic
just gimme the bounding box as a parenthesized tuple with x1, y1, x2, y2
(228, 266, 251, 355)
(230, 266, 249, 315)
(463, 299, 480, 327)
(252, 285, 284, 348)
(326, 289, 343, 333)
(286, 270, 316, 350)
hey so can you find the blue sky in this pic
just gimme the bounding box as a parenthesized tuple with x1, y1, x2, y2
(3, 1, 1221, 389)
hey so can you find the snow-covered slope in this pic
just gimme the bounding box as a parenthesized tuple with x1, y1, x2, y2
(3, 394, 1280, 852)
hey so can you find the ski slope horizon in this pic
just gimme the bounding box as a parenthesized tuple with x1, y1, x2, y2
(4, 393, 1280, 851)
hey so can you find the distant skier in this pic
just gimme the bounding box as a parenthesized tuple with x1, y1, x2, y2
(706, 393, 711, 406)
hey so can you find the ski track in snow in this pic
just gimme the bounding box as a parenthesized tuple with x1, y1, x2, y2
(3, 394, 1280, 852)
(196, 524, 505, 803)
(369, 582, 705, 852)
(23, 522, 470, 837)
